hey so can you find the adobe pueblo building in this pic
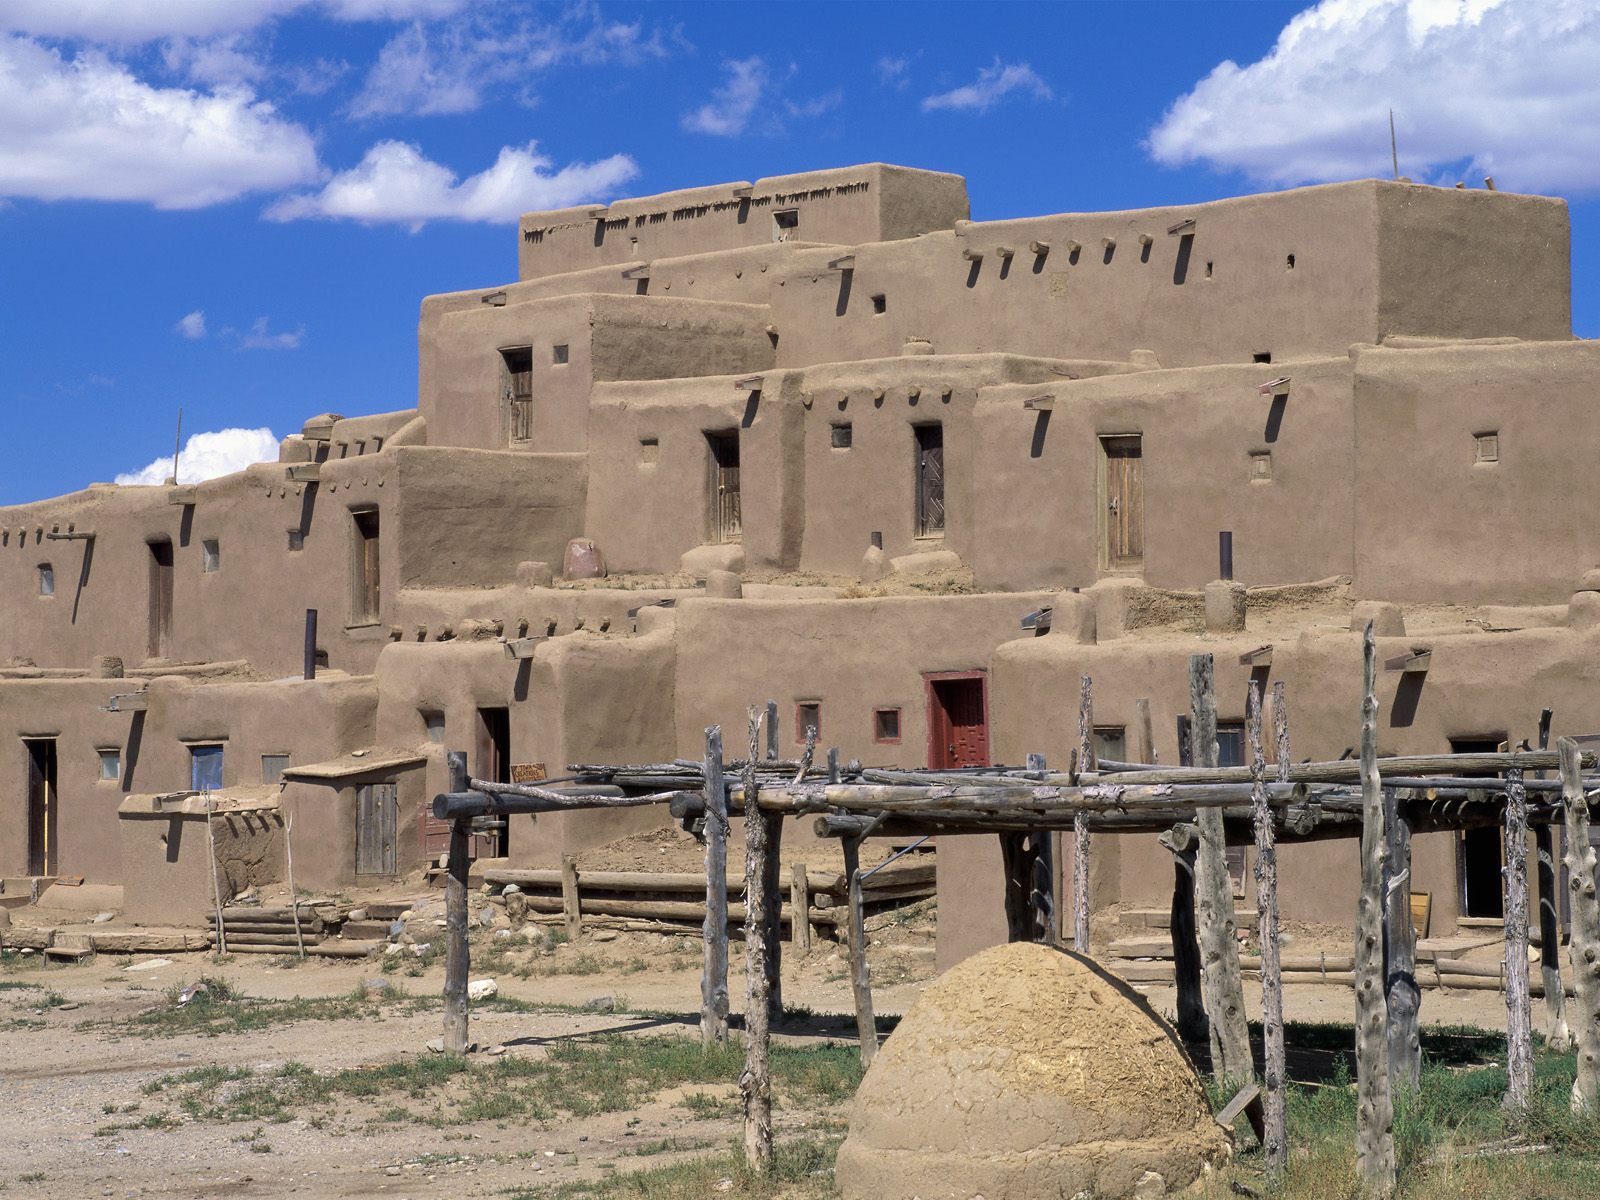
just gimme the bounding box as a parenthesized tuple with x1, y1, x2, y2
(1, 162, 1593, 963)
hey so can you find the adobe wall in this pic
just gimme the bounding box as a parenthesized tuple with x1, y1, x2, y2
(1352, 340, 1600, 603)
(120, 799, 285, 926)
(278, 763, 427, 892)
(516, 164, 969, 281)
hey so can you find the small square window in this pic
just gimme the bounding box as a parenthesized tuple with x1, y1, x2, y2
(1250, 451, 1273, 481)
(873, 708, 901, 744)
(772, 209, 799, 242)
(552, 344, 570, 365)
(288, 529, 305, 551)
(202, 539, 220, 572)
(98, 748, 121, 781)
(1093, 725, 1127, 764)
(871, 294, 887, 315)
(262, 753, 290, 783)
(640, 437, 659, 465)
(1252, 351, 1273, 364)
(796, 701, 821, 743)
(37, 563, 53, 596)
(422, 710, 446, 743)
(189, 744, 224, 792)
(1475, 432, 1499, 463)
(830, 423, 853, 449)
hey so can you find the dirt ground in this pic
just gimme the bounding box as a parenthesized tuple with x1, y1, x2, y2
(0, 886, 1528, 1200)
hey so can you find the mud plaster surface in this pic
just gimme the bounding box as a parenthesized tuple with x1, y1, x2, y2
(836, 942, 1227, 1200)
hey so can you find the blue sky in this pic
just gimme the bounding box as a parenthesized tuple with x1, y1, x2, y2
(2, 0, 1597, 505)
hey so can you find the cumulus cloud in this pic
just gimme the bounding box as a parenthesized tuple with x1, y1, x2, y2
(682, 56, 769, 136)
(0, 35, 321, 208)
(161, 34, 270, 88)
(226, 316, 305, 349)
(176, 310, 207, 339)
(0, 0, 468, 41)
(116, 427, 280, 486)
(349, 12, 672, 118)
(265, 140, 639, 230)
(1148, 0, 1600, 195)
(877, 55, 909, 89)
(921, 60, 1052, 114)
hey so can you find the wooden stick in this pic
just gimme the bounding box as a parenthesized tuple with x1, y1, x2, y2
(1557, 737, 1600, 1114)
(1503, 766, 1534, 1111)
(1384, 784, 1421, 1090)
(1027, 753, 1054, 943)
(1092, 750, 1595, 788)
(1249, 683, 1287, 1177)
(205, 797, 228, 957)
(1074, 676, 1093, 953)
(442, 750, 471, 1056)
(1161, 822, 1208, 1045)
(765, 699, 779, 762)
(702, 725, 730, 1047)
(1533, 710, 1572, 1048)
(1135, 697, 1156, 766)
(741, 707, 774, 1172)
(1354, 625, 1396, 1195)
(284, 813, 305, 960)
(1190, 654, 1252, 1087)
(560, 854, 581, 940)
(791, 862, 811, 955)
(844, 830, 877, 1067)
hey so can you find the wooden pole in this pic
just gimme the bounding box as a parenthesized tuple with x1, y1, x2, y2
(1189, 653, 1253, 1086)
(1249, 682, 1287, 1177)
(1074, 676, 1093, 952)
(741, 707, 774, 1171)
(1135, 697, 1156, 765)
(1503, 765, 1534, 1110)
(205, 797, 228, 957)
(1557, 736, 1600, 1113)
(1027, 752, 1054, 943)
(791, 862, 811, 955)
(443, 750, 471, 1056)
(701, 725, 730, 1046)
(560, 854, 582, 940)
(844, 829, 878, 1067)
(1160, 821, 1208, 1045)
(1533, 710, 1572, 1047)
(284, 813, 305, 960)
(765, 699, 779, 761)
(1383, 784, 1421, 1091)
(1354, 625, 1396, 1195)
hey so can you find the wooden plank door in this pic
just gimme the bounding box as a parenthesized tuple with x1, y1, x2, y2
(915, 424, 945, 537)
(926, 674, 989, 769)
(356, 782, 398, 875)
(1101, 435, 1143, 569)
(707, 432, 741, 543)
(25, 739, 57, 877)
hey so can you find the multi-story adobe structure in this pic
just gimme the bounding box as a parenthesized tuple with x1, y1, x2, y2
(2, 162, 1595, 967)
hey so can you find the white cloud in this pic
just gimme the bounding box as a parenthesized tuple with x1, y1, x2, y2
(115, 427, 280, 486)
(264, 140, 639, 230)
(921, 60, 1052, 114)
(682, 56, 768, 136)
(0, 0, 468, 41)
(349, 12, 672, 118)
(1148, 0, 1600, 195)
(0, 35, 321, 208)
(877, 55, 909, 89)
(176, 310, 207, 339)
(161, 34, 270, 88)
(229, 316, 305, 350)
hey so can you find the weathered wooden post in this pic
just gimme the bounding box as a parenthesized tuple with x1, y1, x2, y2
(1557, 736, 1600, 1113)
(560, 854, 581, 940)
(1533, 709, 1572, 1047)
(443, 749, 471, 1056)
(1503, 766, 1534, 1110)
(1383, 783, 1421, 1091)
(1160, 821, 1208, 1045)
(741, 707, 774, 1171)
(1074, 676, 1094, 952)
(843, 824, 878, 1067)
(1354, 625, 1396, 1195)
(1027, 752, 1054, 943)
(1248, 682, 1287, 1177)
(1189, 653, 1253, 1086)
(701, 725, 730, 1046)
(1135, 697, 1156, 766)
(791, 862, 811, 955)
(765, 699, 779, 761)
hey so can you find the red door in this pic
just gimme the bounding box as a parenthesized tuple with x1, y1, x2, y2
(925, 673, 989, 768)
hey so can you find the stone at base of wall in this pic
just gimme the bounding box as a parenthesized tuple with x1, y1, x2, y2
(1204, 580, 1247, 633)
(681, 543, 746, 578)
(563, 539, 606, 580)
(1350, 599, 1405, 637)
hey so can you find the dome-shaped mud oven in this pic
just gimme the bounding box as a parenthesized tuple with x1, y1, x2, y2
(836, 942, 1228, 1200)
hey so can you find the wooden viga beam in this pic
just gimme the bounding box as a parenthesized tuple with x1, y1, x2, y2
(432, 786, 698, 819)
(1087, 750, 1597, 788)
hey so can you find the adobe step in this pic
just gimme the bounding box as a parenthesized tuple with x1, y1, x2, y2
(340, 920, 396, 941)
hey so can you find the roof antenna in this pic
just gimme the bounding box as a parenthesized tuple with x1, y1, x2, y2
(1389, 108, 1399, 181)
(170, 406, 184, 486)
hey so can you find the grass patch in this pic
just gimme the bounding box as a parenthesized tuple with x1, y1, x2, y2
(95, 977, 424, 1038)
(506, 1135, 841, 1199)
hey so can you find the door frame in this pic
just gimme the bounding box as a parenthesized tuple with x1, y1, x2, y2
(1097, 432, 1144, 573)
(922, 669, 990, 769)
(24, 737, 58, 877)
(705, 429, 741, 544)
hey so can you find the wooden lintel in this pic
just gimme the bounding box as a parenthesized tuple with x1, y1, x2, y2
(286, 463, 321, 484)
(734, 375, 764, 391)
(107, 692, 149, 713)
(1020, 606, 1052, 632)
(300, 425, 335, 443)
(45, 529, 95, 541)
(1239, 644, 1274, 668)
(1168, 218, 1197, 236)
(167, 486, 198, 506)
(1022, 394, 1056, 411)
(960, 247, 983, 261)
(621, 264, 650, 280)
(502, 637, 547, 660)
(995, 245, 1015, 258)
(1385, 649, 1432, 674)
(826, 254, 855, 271)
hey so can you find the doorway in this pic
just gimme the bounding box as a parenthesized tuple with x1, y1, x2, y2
(25, 738, 58, 877)
(1099, 435, 1144, 570)
(147, 540, 173, 659)
(476, 707, 511, 857)
(706, 431, 741, 543)
(355, 782, 399, 875)
(1452, 736, 1506, 919)
(915, 424, 945, 538)
(925, 672, 988, 769)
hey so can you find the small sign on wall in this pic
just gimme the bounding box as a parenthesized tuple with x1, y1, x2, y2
(510, 763, 547, 784)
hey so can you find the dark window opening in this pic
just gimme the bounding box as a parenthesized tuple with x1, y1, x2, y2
(148, 540, 174, 659)
(796, 701, 821, 743)
(189, 743, 224, 792)
(1205, 260, 1214, 279)
(202, 539, 219, 572)
(288, 530, 305, 551)
(502, 346, 534, 441)
(552, 343, 569, 365)
(873, 707, 901, 744)
(640, 438, 659, 464)
(1453, 736, 1508, 918)
(707, 431, 741, 543)
(773, 209, 799, 242)
(37, 563, 53, 596)
(477, 707, 512, 856)
(831, 423, 853, 449)
(1286, 254, 1296, 270)
(915, 423, 945, 537)
(871, 294, 887, 314)
(25, 738, 58, 876)
(351, 508, 380, 622)
(1253, 351, 1273, 364)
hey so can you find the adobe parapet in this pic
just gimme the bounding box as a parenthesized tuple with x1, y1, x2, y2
(517, 163, 969, 282)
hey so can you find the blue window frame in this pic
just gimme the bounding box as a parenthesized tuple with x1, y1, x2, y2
(190, 744, 224, 792)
